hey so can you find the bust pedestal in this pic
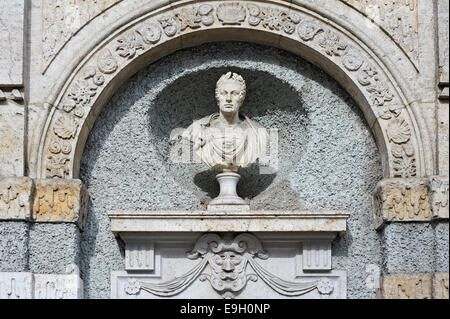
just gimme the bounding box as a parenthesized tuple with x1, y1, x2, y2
(109, 209, 349, 299)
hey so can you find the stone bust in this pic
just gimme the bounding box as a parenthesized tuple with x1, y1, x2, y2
(179, 72, 268, 172)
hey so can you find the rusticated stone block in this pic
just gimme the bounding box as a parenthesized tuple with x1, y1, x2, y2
(0, 177, 33, 220)
(429, 176, 449, 219)
(32, 179, 88, 229)
(373, 178, 431, 229)
(433, 273, 449, 299)
(380, 274, 433, 299)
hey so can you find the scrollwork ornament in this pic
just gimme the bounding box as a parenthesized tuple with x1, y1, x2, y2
(247, 4, 261, 26)
(199, 4, 214, 26)
(158, 16, 178, 37)
(357, 62, 378, 86)
(97, 49, 118, 74)
(136, 22, 162, 44)
(297, 19, 323, 41)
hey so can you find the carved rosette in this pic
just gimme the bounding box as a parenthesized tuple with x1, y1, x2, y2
(42, 1, 420, 179)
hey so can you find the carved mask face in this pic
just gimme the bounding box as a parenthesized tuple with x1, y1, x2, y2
(208, 251, 248, 295)
(216, 80, 244, 114)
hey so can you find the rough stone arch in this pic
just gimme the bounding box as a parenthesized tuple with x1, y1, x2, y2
(36, 0, 425, 179)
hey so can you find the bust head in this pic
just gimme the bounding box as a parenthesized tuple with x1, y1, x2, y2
(215, 72, 246, 115)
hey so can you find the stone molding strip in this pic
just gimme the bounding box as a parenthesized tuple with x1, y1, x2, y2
(0, 88, 24, 102)
(0, 271, 83, 299)
(379, 273, 449, 299)
(373, 176, 449, 229)
(0, 177, 88, 230)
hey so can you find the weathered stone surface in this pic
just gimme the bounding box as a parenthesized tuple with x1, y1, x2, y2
(438, 0, 449, 88)
(32, 179, 88, 229)
(381, 223, 434, 274)
(0, 272, 33, 299)
(430, 176, 449, 219)
(380, 274, 432, 299)
(0, 177, 33, 220)
(34, 273, 83, 299)
(0, 222, 29, 272)
(0, 0, 24, 85)
(437, 100, 449, 175)
(433, 272, 449, 299)
(435, 221, 449, 273)
(373, 178, 431, 228)
(29, 223, 81, 274)
(42, 0, 123, 71)
(109, 210, 350, 233)
(0, 101, 25, 176)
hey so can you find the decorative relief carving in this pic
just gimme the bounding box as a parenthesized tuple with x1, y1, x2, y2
(33, 179, 88, 229)
(217, 3, 246, 25)
(373, 179, 431, 228)
(0, 177, 33, 220)
(136, 23, 162, 44)
(125, 243, 155, 271)
(0, 273, 33, 299)
(381, 274, 432, 299)
(116, 31, 146, 59)
(340, 0, 419, 67)
(158, 16, 178, 37)
(433, 273, 449, 299)
(302, 241, 332, 271)
(429, 177, 449, 219)
(123, 233, 332, 299)
(297, 19, 323, 41)
(42, 0, 124, 72)
(247, 5, 300, 34)
(318, 30, 347, 56)
(97, 48, 118, 74)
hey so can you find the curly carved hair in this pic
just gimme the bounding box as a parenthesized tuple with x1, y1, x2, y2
(215, 72, 246, 101)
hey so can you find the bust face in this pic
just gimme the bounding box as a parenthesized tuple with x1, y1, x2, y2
(216, 80, 245, 114)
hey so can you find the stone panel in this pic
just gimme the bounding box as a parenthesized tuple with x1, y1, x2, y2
(0, 177, 33, 220)
(0, 272, 33, 299)
(373, 178, 431, 228)
(381, 274, 432, 299)
(32, 179, 88, 229)
(430, 176, 449, 219)
(0, 0, 24, 85)
(433, 272, 449, 299)
(34, 274, 83, 299)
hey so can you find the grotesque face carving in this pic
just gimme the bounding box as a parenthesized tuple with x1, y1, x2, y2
(212, 251, 244, 280)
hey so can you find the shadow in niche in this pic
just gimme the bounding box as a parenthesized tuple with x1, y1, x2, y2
(148, 65, 308, 202)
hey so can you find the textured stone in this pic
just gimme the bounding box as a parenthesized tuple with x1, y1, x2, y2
(0, 102, 25, 176)
(373, 178, 431, 229)
(28, 223, 81, 274)
(433, 272, 449, 299)
(381, 223, 435, 274)
(435, 221, 449, 273)
(0, 0, 24, 85)
(32, 179, 88, 229)
(381, 274, 432, 299)
(0, 272, 33, 299)
(34, 274, 83, 299)
(430, 176, 449, 219)
(0, 222, 29, 272)
(0, 177, 33, 220)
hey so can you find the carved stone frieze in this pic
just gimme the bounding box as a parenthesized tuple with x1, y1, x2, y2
(32, 179, 88, 229)
(429, 176, 449, 219)
(373, 178, 431, 228)
(0, 272, 83, 299)
(217, 2, 246, 25)
(433, 273, 449, 299)
(381, 274, 432, 299)
(340, 0, 419, 67)
(0, 177, 33, 220)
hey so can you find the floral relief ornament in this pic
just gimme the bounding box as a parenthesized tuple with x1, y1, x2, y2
(68, 79, 97, 106)
(116, 31, 145, 59)
(297, 19, 323, 41)
(247, 5, 300, 34)
(97, 49, 118, 74)
(319, 30, 347, 56)
(53, 116, 79, 140)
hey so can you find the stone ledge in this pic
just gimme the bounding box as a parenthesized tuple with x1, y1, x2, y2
(108, 210, 350, 234)
(0, 177, 88, 230)
(379, 273, 449, 299)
